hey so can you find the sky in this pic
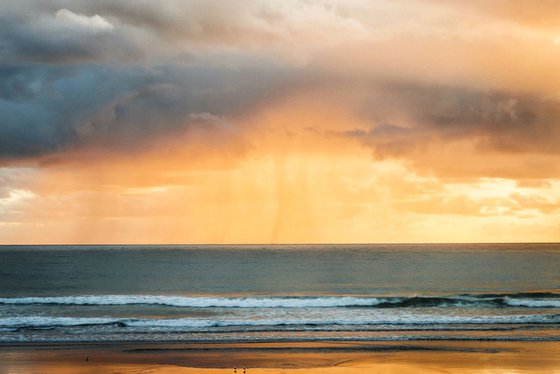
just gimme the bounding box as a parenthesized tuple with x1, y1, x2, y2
(1, 0, 560, 244)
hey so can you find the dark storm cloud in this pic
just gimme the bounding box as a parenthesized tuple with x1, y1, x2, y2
(0, 62, 304, 162)
(67, 0, 269, 44)
(343, 82, 560, 158)
(0, 0, 289, 65)
(0, 2, 138, 65)
(0, 1, 313, 163)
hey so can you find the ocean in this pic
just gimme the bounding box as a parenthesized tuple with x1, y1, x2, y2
(1, 243, 559, 343)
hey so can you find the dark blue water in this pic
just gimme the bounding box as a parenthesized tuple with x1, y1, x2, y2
(1, 243, 559, 343)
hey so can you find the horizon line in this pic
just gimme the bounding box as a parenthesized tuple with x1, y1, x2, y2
(1, 241, 559, 246)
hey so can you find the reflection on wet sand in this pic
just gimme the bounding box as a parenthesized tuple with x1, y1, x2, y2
(1, 341, 559, 373)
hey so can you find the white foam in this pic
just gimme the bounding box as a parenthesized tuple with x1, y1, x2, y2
(123, 315, 560, 328)
(2, 294, 559, 309)
(504, 298, 560, 308)
(0, 317, 119, 327)
(2, 313, 559, 329)
(0, 295, 389, 308)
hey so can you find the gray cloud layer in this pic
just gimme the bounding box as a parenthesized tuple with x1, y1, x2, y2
(0, 1, 315, 162)
(2, 0, 560, 181)
(0, 62, 305, 161)
(348, 82, 560, 156)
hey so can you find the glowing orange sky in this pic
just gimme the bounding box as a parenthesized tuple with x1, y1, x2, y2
(1, 0, 559, 244)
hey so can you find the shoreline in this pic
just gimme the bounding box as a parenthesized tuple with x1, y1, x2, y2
(1, 340, 560, 373)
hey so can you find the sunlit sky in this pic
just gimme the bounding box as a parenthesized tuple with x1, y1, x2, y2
(1, 0, 560, 244)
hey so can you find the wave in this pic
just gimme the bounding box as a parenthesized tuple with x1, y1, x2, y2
(0, 317, 122, 328)
(0, 295, 384, 308)
(2, 335, 560, 344)
(2, 314, 560, 329)
(0, 292, 559, 309)
(503, 298, 560, 308)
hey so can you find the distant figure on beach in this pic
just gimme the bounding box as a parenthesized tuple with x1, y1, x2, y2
(233, 368, 236, 373)
(243, 368, 246, 373)
(85, 354, 89, 362)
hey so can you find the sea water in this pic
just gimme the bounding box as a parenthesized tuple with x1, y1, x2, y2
(0, 243, 559, 343)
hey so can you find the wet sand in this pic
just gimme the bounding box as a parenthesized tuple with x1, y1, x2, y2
(1, 341, 560, 373)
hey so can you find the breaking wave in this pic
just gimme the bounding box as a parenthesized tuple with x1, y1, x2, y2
(1, 292, 559, 308)
(2, 314, 560, 330)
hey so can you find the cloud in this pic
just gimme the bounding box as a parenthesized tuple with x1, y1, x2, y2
(0, 168, 35, 200)
(54, 9, 113, 32)
(362, 83, 560, 154)
(333, 81, 560, 178)
(398, 192, 560, 218)
(428, 0, 560, 28)
(0, 0, 369, 66)
(0, 1, 326, 166)
(0, 61, 309, 164)
(69, 0, 367, 49)
(0, 5, 134, 64)
(2, 0, 560, 180)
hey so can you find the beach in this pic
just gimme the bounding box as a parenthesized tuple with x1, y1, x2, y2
(1, 244, 559, 373)
(2, 341, 560, 373)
